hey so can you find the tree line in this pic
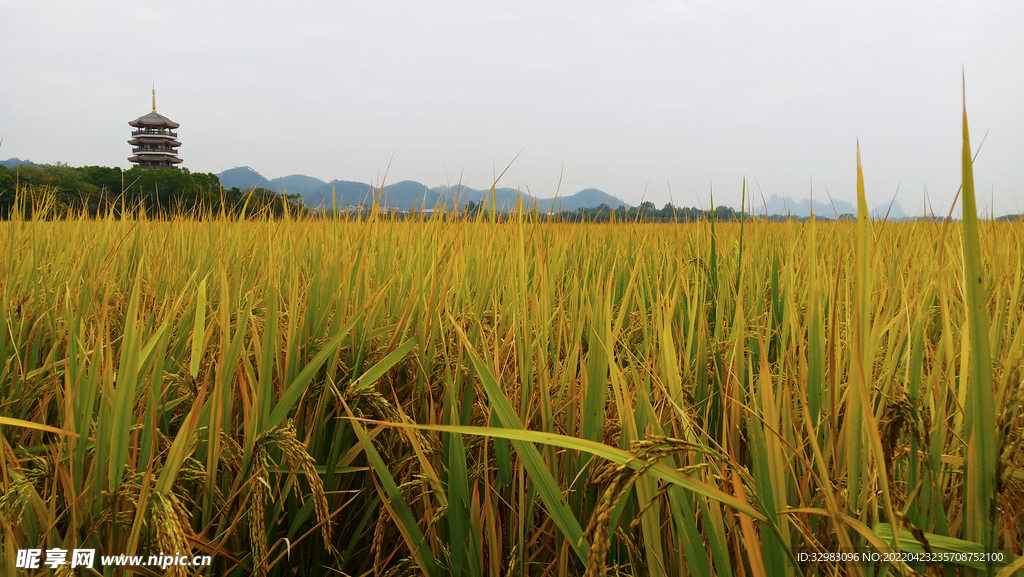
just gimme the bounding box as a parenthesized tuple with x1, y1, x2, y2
(464, 200, 769, 223)
(4, 162, 924, 222)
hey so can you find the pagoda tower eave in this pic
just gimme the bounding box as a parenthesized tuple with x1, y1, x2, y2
(129, 138, 182, 147)
(128, 155, 183, 164)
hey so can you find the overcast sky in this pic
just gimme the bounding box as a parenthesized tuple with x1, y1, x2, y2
(2, 1, 1022, 215)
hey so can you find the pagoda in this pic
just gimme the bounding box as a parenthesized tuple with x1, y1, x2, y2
(128, 87, 182, 169)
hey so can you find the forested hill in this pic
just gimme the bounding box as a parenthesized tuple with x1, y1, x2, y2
(0, 162, 297, 217)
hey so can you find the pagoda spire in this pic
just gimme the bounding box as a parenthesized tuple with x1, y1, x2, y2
(152, 84, 156, 113)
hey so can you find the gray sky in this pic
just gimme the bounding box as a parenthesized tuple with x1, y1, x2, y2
(2, 1, 1022, 215)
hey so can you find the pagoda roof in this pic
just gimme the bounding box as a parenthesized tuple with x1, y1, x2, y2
(129, 111, 180, 128)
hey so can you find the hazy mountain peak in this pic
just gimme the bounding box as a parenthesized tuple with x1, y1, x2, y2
(1, 157, 47, 168)
(754, 194, 908, 220)
(218, 166, 271, 189)
(218, 167, 328, 195)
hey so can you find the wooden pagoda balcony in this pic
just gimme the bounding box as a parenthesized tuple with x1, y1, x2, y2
(131, 128, 178, 137)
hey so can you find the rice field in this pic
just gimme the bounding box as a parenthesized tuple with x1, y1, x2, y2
(2, 110, 1022, 577)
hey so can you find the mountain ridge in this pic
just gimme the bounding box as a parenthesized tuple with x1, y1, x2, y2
(755, 194, 907, 220)
(1, 157, 49, 169)
(219, 166, 632, 211)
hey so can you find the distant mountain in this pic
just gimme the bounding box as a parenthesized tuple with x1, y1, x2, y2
(304, 181, 632, 212)
(870, 200, 907, 220)
(267, 174, 329, 195)
(546, 188, 629, 211)
(756, 195, 855, 218)
(218, 167, 266, 189)
(304, 180, 539, 211)
(1, 158, 47, 168)
(224, 166, 632, 211)
(217, 166, 327, 195)
(755, 194, 907, 220)
(305, 180, 376, 208)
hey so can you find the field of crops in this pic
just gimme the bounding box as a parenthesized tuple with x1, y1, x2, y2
(2, 116, 1022, 577)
